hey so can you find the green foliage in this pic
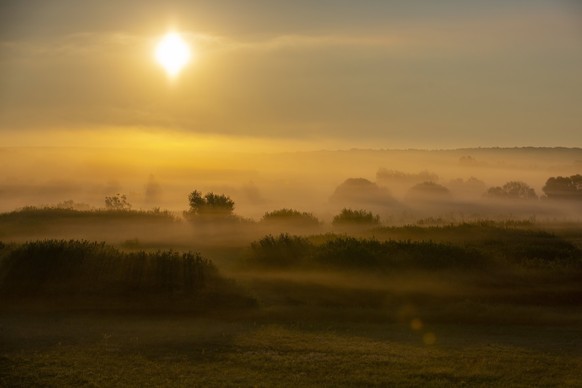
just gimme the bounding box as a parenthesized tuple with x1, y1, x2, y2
(104, 193, 132, 210)
(261, 208, 321, 227)
(0, 240, 223, 300)
(485, 181, 538, 200)
(332, 208, 380, 226)
(249, 234, 314, 267)
(373, 222, 582, 268)
(187, 190, 235, 217)
(0, 206, 178, 224)
(246, 222, 582, 271)
(3, 316, 581, 387)
(315, 238, 486, 270)
(247, 234, 487, 270)
(542, 174, 582, 200)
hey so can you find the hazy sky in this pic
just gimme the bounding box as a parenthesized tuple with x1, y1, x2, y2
(1, 0, 581, 149)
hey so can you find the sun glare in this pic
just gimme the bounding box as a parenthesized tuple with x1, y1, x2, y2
(155, 32, 192, 77)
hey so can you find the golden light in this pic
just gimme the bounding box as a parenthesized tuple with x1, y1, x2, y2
(155, 32, 192, 77)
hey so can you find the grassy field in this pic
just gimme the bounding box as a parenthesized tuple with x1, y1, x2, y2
(1, 216, 582, 386)
(1, 313, 581, 387)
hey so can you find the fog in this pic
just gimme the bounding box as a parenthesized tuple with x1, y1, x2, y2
(1, 146, 582, 225)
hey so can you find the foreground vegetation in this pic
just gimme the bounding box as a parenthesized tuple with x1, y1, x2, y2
(0, 240, 253, 312)
(1, 314, 581, 387)
(1, 208, 581, 386)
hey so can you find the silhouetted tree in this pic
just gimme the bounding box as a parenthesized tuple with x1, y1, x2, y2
(105, 194, 132, 210)
(484, 181, 537, 200)
(332, 208, 380, 226)
(262, 209, 321, 227)
(406, 182, 451, 202)
(187, 190, 235, 216)
(330, 178, 396, 206)
(542, 174, 582, 200)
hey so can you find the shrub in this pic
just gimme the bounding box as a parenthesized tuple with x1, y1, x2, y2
(313, 238, 485, 270)
(105, 194, 132, 211)
(249, 234, 314, 267)
(330, 178, 396, 206)
(484, 181, 538, 200)
(406, 182, 451, 202)
(542, 174, 582, 200)
(186, 190, 235, 217)
(0, 240, 227, 301)
(332, 209, 380, 226)
(246, 234, 488, 271)
(261, 209, 321, 227)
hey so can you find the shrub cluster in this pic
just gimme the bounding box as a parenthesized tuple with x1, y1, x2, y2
(0, 240, 219, 299)
(261, 209, 321, 227)
(373, 222, 582, 268)
(332, 209, 380, 226)
(0, 207, 178, 222)
(247, 234, 487, 271)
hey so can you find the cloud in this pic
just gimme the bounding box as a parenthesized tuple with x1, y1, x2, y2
(1, 2, 581, 148)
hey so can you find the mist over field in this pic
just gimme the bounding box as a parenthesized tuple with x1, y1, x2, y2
(2, 0, 582, 386)
(2, 146, 581, 220)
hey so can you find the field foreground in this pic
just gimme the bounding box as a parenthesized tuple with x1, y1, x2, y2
(1, 312, 581, 387)
(1, 220, 582, 386)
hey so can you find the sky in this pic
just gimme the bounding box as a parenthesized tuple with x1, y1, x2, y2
(1, 0, 581, 149)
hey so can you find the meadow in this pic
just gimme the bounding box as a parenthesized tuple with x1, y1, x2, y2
(1, 207, 581, 386)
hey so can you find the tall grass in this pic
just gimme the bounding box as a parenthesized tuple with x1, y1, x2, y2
(246, 222, 582, 271)
(373, 222, 582, 268)
(246, 234, 488, 271)
(0, 240, 253, 310)
(0, 206, 179, 222)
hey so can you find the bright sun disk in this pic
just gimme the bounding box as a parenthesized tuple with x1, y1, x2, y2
(155, 32, 192, 77)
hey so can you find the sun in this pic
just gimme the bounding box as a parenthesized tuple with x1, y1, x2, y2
(155, 32, 192, 77)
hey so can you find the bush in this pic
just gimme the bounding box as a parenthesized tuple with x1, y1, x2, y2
(0, 240, 256, 310)
(332, 209, 380, 226)
(105, 194, 132, 211)
(249, 234, 314, 267)
(1, 206, 177, 220)
(406, 182, 451, 202)
(261, 209, 321, 227)
(313, 238, 486, 270)
(542, 174, 582, 200)
(186, 190, 235, 218)
(329, 178, 396, 206)
(246, 234, 488, 271)
(484, 181, 538, 200)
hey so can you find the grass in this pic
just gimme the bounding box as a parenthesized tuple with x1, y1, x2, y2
(1, 217, 582, 386)
(0, 240, 254, 312)
(1, 313, 581, 387)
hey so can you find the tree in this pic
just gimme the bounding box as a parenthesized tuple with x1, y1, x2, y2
(542, 174, 582, 200)
(332, 208, 380, 226)
(446, 177, 486, 198)
(330, 177, 396, 206)
(187, 190, 235, 216)
(406, 182, 451, 202)
(104, 193, 132, 210)
(484, 181, 537, 200)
